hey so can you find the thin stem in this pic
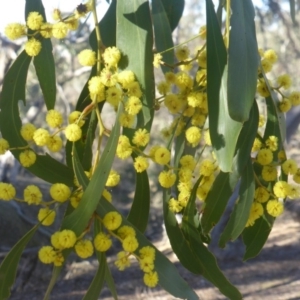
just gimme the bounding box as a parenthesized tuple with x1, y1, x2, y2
(160, 33, 201, 54)
(226, 0, 231, 48)
(91, 106, 105, 175)
(92, 0, 102, 76)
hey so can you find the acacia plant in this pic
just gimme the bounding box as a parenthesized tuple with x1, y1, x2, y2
(0, 0, 299, 299)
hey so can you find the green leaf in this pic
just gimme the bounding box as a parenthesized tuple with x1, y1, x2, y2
(173, 131, 185, 169)
(103, 263, 118, 300)
(0, 51, 31, 147)
(201, 102, 258, 234)
(201, 171, 239, 234)
(93, 220, 118, 300)
(43, 265, 66, 300)
(83, 222, 106, 300)
(25, 0, 56, 110)
(183, 222, 242, 299)
(25, 0, 46, 20)
(242, 215, 274, 261)
(206, 0, 243, 172)
(152, 0, 174, 74)
(177, 178, 242, 300)
(0, 225, 39, 300)
(127, 171, 150, 233)
(0, 51, 73, 185)
(160, 0, 185, 32)
(219, 158, 255, 247)
(116, 0, 155, 129)
(61, 106, 121, 235)
(262, 72, 286, 145)
(81, 110, 98, 171)
(162, 189, 203, 274)
(90, 0, 117, 48)
(96, 200, 199, 300)
(232, 101, 259, 175)
(33, 39, 56, 110)
(227, 0, 259, 122)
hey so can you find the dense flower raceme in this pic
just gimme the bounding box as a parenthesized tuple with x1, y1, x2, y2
(2, 3, 300, 293)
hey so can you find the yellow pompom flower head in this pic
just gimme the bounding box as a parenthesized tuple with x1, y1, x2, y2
(38, 207, 56, 226)
(103, 211, 122, 230)
(65, 124, 82, 142)
(46, 110, 63, 128)
(24, 185, 42, 205)
(75, 240, 94, 258)
(134, 156, 149, 173)
(132, 128, 150, 147)
(185, 126, 201, 147)
(143, 271, 159, 288)
(19, 150, 36, 167)
(50, 183, 71, 202)
(20, 123, 37, 141)
(266, 199, 284, 217)
(0, 182, 16, 201)
(5, 23, 26, 40)
(0, 138, 9, 154)
(58, 229, 77, 249)
(47, 136, 63, 152)
(25, 38, 42, 57)
(256, 148, 273, 166)
(40, 22, 53, 38)
(102, 46, 121, 68)
(27, 11, 44, 30)
(158, 170, 176, 188)
(277, 74, 292, 90)
(153, 53, 162, 68)
(78, 49, 97, 66)
(33, 128, 50, 146)
(38, 246, 56, 264)
(94, 232, 112, 252)
(115, 251, 131, 270)
(52, 22, 68, 39)
(106, 170, 120, 187)
(154, 147, 171, 165)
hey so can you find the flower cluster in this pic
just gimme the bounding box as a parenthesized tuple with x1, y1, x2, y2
(4, 2, 92, 56)
(38, 211, 158, 288)
(14, 108, 87, 168)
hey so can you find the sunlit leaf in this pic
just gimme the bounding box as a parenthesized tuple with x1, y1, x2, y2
(219, 159, 255, 247)
(127, 170, 150, 233)
(206, 0, 243, 172)
(116, 0, 154, 129)
(227, 0, 259, 122)
(152, 0, 174, 73)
